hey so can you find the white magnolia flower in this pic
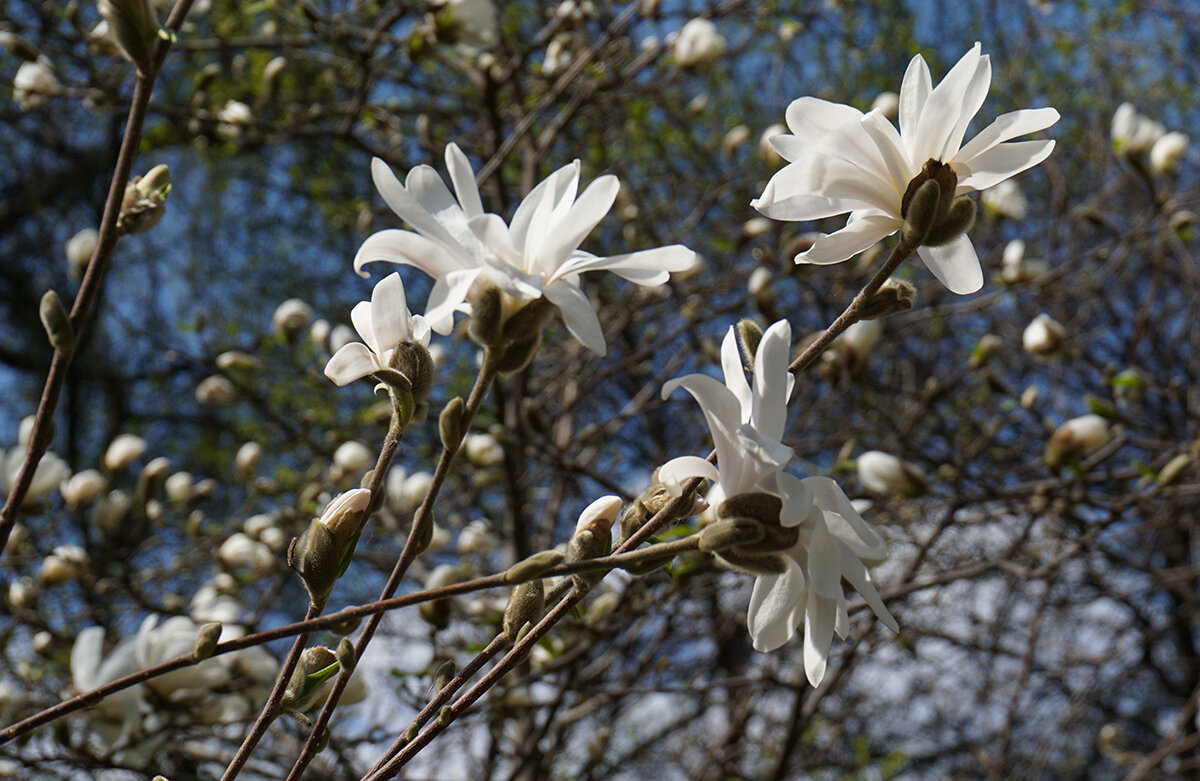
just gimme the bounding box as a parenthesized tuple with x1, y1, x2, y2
(13, 60, 59, 110)
(659, 321, 895, 685)
(272, 298, 313, 337)
(324, 273, 431, 386)
(753, 43, 1059, 294)
(1023, 312, 1065, 356)
(1149, 131, 1188, 174)
(354, 144, 696, 355)
(672, 18, 726, 67)
(133, 615, 230, 698)
(1111, 103, 1165, 155)
(71, 627, 145, 753)
(1047, 413, 1111, 466)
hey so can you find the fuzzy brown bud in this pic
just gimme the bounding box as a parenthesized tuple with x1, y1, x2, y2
(505, 550, 565, 583)
(39, 290, 74, 357)
(469, 284, 503, 347)
(503, 579, 545, 645)
(439, 397, 464, 450)
(859, 278, 916, 320)
(735, 319, 762, 372)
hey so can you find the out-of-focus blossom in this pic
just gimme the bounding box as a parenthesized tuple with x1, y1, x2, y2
(195, 375, 236, 405)
(13, 60, 59, 110)
(235, 442, 263, 475)
(672, 18, 726, 67)
(1001, 239, 1048, 284)
(218, 532, 274, 573)
(216, 100, 253, 139)
(272, 298, 312, 338)
(333, 441, 374, 473)
(871, 91, 899, 122)
(982, 179, 1028, 220)
(1111, 103, 1164, 155)
(464, 432, 504, 466)
(856, 451, 926, 497)
(434, 0, 499, 53)
(104, 434, 147, 472)
(1046, 414, 1112, 466)
(66, 228, 99, 279)
(1149, 131, 1188, 174)
(1023, 312, 1065, 356)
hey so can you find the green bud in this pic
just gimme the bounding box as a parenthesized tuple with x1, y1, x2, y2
(860, 278, 916, 320)
(922, 196, 976, 247)
(439, 397, 464, 450)
(98, 0, 159, 74)
(327, 613, 361, 635)
(118, 164, 171, 235)
(566, 528, 611, 592)
(617, 546, 680, 575)
(469, 285, 503, 347)
(735, 319, 762, 373)
(697, 519, 765, 552)
(900, 179, 942, 247)
(439, 705, 453, 725)
(192, 621, 222, 660)
(503, 578, 545, 645)
(505, 550, 565, 583)
(494, 332, 542, 374)
(432, 659, 456, 691)
(501, 297, 555, 342)
(39, 290, 74, 357)
(336, 636, 356, 673)
(282, 647, 339, 713)
(968, 334, 1002, 369)
(288, 520, 340, 607)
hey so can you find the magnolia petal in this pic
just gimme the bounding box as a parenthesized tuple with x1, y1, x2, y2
(370, 273, 413, 353)
(71, 626, 105, 691)
(719, 327, 753, 420)
(541, 174, 620, 268)
(353, 229, 465, 279)
(911, 43, 985, 164)
(468, 213, 524, 268)
(956, 107, 1061, 164)
(773, 471, 815, 528)
(661, 373, 743, 488)
(510, 161, 579, 250)
(803, 476, 887, 559)
(371, 159, 464, 253)
(861, 111, 915, 192)
(807, 522, 843, 599)
(794, 212, 899, 265)
(658, 456, 720, 496)
(425, 268, 480, 334)
(542, 279, 606, 355)
(942, 52, 992, 160)
(554, 245, 697, 285)
(747, 560, 807, 652)
(349, 300, 375, 355)
(784, 96, 864, 140)
(916, 234, 983, 294)
(834, 593, 850, 639)
(445, 143, 484, 218)
(324, 342, 378, 386)
(839, 548, 900, 632)
(899, 53, 933, 143)
(753, 154, 897, 220)
(750, 319, 792, 440)
(804, 590, 837, 686)
(956, 140, 1056, 193)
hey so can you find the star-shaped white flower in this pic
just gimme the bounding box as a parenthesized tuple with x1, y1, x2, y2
(324, 273, 431, 386)
(354, 144, 697, 355)
(659, 320, 896, 686)
(752, 43, 1059, 294)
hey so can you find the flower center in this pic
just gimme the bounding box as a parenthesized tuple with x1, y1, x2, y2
(900, 159, 957, 223)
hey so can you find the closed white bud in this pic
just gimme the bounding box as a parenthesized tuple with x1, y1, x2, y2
(574, 495, 621, 539)
(13, 60, 59, 110)
(1023, 313, 1065, 356)
(195, 375, 236, 405)
(33, 631, 53, 655)
(217, 100, 253, 139)
(1046, 414, 1112, 466)
(394, 470, 433, 513)
(857, 451, 926, 497)
(317, 488, 371, 544)
(165, 471, 194, 503)
(329, 323, 356, 353)
(333, 441, 373, 473)
(235, 441, 263, 474)
(90, 489, 132, 534)
(464, 433, 504, 467)
(215, 351, 260, 372)
(65, 229, 98, 279)
(309, 318, 331, 351)
(721, 124, 751, 156)
(97, 0, 159, 72)
(871, 91, 900, 122)
(747, 266, 773, 297)
(62, 469, 107, 506)
(272, 299, 312, 338)
(672, 18, 725, 67)
(141, 455, 171, 482)
(244, 513, 273, 539)
(1149, 131, 1188, 174)
(8, 577, 37, 609)
(104, 433, 146, 471)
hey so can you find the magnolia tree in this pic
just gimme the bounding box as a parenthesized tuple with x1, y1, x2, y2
(0, 1, 1198, 779)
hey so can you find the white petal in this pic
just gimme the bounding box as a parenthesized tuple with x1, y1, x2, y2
(542, 279, 606, 355)
(861, 111, 916, 192)
(719, 327, 752, 420)
(899, 53, 932, 143)
(370, 273, 413, 353)
(554, 245, 697, 285)
(911, 43, 985, 164)
(955, 140, 1056, 193)
(942, 52, 991, 160)
(753, 154, 898, 220)
(541, 174, 620, 269)
(803, 590, 837, 686)
(510, 162, 579, 250)
(773, 472, 815, 528)
(424, 268, 480, 334)
(72, 627, 105, 691)
(445, 143, 484, 218)
(349, 300, 376, 355)
(324, 343, 378, 386)
(916, 235, 983, 294)
(784, 97, 864, 139)
(405, 164, 479, 251)
(834, 593, 850, 639)
(795, 212, 899, 265)
(661, 373, 743, 492)
(803, 476, 887, 559)
(469, 213, 524, 267)
(747, 560, 807, 652)
(371, 159, 463, 253)
(353, 229, 468, 279)
(956, 107, 1061, 163)
(839, 548, 899, 632)
(658, 456, 720, 496)
(807, 522, 843, 599)
(751, 319, 791, 439)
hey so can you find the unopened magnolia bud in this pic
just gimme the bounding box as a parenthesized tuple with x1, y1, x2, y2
(501, 297, 555, 342)
(900, 178, 942, 247)
(735, 319, 762, 372)
(104, 433, 147, 471)
(389, 341, 435, 403)
(1023, 313, 1066, 356)
(118, 164, 171, 235)
(193, 621, 222, 660)
(924, 196, 976, 247)
(336, 636, 356, 673)
(857, 451, 927, 497)
(619, 547, 680, 575)
(282, 647, 340, 713)
(215, 351, 259, 372)
(566, 529, 610, 592)
(433, 659, 456, 691)
(715, 550, 789, 576)
(698, 519, 766, 552)
(272, 299, 313, 339)
(98, 0, 159, 73)
(469, 285, 503, 347)
(1045, 414, 1112, 466)
(39, 290, 74, 357)
(716, 492, 782, 525)
(439, 397, 464, 449)
(860, 278, 915, 320)
(503, 579, 545, 645)
(969, 334, 1002, 368)
(195, 375, 236, 405)
(289, 522, 340, 607)
(235, 441, 263, 475)
(328, 613, 362, 635)
(419, 565, 455, 629)
(505, 550, 565, 583)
